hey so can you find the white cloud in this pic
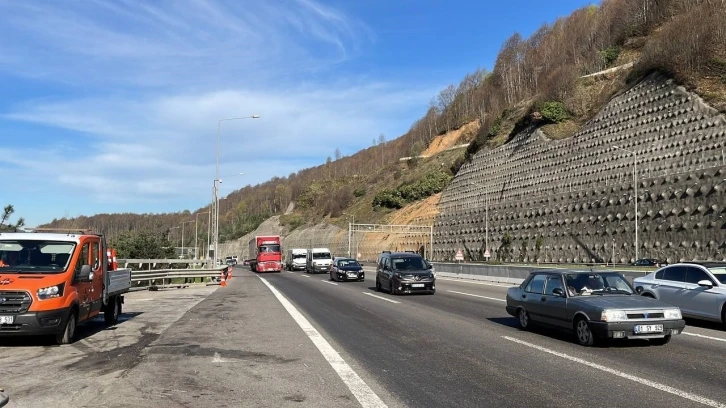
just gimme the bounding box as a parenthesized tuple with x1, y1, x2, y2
(0, 0, 439, 224)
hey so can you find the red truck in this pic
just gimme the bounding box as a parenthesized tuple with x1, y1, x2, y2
(248, 235, 282, 273)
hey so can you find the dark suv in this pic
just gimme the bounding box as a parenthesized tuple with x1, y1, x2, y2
(376, 252, 435, 295)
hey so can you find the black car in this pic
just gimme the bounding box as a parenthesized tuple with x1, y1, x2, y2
(376, 252, 435, 295)
(329, 257, 364, 282)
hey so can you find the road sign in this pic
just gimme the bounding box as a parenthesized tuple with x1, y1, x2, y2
(484, 249, 491, 258)
(455, 249, 464, 261)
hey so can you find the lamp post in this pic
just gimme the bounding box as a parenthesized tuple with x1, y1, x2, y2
(195, 211, 210, 260)
(181, 220, 194, 259)
(470, 182, 489, 259)
(213, 115, 259, 266)
(613, 145, 639, 262)
(344, 212, 355, 257)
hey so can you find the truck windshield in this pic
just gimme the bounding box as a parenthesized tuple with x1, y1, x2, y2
(0, 240, 76, 273)
(313, 252, 331, 259)
(259, 244, 281, 253)
(293, 254, 307, 259)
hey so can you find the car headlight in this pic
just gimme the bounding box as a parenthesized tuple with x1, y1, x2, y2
(600, 309, 627, 322)
(394, 272, 403, 279)
(37, 283, 64, 300)
(664, 308, 682, 320)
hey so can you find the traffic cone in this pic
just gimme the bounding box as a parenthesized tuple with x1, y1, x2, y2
(220, 270, 227, 287)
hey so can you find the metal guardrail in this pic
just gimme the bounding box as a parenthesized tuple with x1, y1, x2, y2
(130, 266, 232, 289)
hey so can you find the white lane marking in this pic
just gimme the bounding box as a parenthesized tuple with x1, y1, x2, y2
(287, 271, 295, 274)
(502, 335, 726, 408)
(362, 292, 400, 304)
(322, 280, 339, 286)
(131, 298, 155, 302)
(448, 290, 505, 302)
(258, 277, 387, 408)
(682, 331, 726, 342)
(302, 275, 310, 278)
(437, 277, 514, 288)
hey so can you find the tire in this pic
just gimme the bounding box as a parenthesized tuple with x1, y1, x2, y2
(55, 310, 77, 345)
(517, 308, 530, 330)
(389, 281, 396, 295)
(104, 296, 121, 325)
(574, 317, 595, 347)
(375, 279, 382, 291)
(650, 335, 672, 346)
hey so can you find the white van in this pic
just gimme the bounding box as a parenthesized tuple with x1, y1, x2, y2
(286, 248, 308, 271)
(306, 247, 333, 274)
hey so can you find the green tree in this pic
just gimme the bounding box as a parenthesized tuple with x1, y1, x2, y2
(0, 205, 25, 231)
(111, 229, 176, 260)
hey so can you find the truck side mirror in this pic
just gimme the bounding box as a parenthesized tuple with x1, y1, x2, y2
(80, 264, 93, 282)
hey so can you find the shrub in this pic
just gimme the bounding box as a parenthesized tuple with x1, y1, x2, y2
(538, 102, 570, 124)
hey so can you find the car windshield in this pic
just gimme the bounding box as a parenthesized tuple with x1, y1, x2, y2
(292, 254, 306, 259)
(0, 240, 76, 273)
(259, 244, 280, 253)
(313, 252, 331, 259)
(337, 259, 360, 267)
(707, 267, 726, 284)
(391, 257, 426, 271)
(565, 272, 634, 296)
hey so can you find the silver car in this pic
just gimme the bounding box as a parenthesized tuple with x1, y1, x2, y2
(633, 261, 726, 325)
(506, 270, 685, 346)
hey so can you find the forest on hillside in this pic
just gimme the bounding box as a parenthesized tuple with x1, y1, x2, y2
(42, 0, 726, 247)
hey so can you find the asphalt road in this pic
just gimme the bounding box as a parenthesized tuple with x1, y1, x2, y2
(259, 267, 726, 408)
(3, 266, 726, 408)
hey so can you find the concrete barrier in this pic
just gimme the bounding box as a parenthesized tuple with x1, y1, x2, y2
(430, 262, 651, 285)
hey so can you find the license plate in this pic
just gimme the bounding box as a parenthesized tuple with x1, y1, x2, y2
(348, 273, 357, 277)
(634, 324, 663, 334)
(0, 315, 13, 324)
(411, 283, 425, 288)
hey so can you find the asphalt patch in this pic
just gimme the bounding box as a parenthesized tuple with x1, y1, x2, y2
(146, 343, 299, 364)
(63, 330, 161, 376)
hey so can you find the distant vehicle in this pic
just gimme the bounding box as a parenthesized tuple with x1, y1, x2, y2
(0, 387, 7, 407)
(225, 256, 236, 265)
(329, 257, 364, 282)
(0, 228, 132, 345)
(631, 258, 668, 267)
(286, 248, 308, 271)
(633, 262, 726, 326)
(248, 236, 282, 273)
(506, 270, 685, 346)
(306, 248, 332, 274)
(376, 252, 435, 295)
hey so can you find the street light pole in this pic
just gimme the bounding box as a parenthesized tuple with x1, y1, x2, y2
(614, 145, 639, 261)
(470, 182, 489, 259)
(181, 220, 194, 259)
(213, 115, 260, 267)
(195, 211, 210, 260)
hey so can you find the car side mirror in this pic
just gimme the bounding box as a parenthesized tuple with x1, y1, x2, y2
(552, 287, 565, 297)
(80, 264, 93, 282)
(426, 263, 433, 269)
(697, 279, 713, 288)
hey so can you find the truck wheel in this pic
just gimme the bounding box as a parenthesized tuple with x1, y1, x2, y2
(55, 310, 77, 345)
(104, 296, 121, 325)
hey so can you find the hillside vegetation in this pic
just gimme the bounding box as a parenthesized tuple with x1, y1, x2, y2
(41, 0, 726, 254)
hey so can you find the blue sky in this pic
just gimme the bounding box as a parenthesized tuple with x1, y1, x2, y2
(0, 0, 595, 227)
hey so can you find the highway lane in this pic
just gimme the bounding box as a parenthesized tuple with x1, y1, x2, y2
(262, 268, 726, 407)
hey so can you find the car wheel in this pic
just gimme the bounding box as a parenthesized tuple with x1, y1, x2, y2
(517, 308, 530, 330)
(375, 279, 381, 291)
(649, 335, 672, 346)
(574, 317, 595, 347)
(389, 281, 396, 295)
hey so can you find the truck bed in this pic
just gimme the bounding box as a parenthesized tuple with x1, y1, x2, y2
(106, 268, 132, 296)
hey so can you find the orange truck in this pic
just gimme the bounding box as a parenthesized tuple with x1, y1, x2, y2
(0, 228, 131, 344)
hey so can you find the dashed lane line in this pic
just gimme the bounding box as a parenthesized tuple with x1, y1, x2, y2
(503, 335, 726, 408)
(362, 292, 400, 304)
(447, 290, 506, 302)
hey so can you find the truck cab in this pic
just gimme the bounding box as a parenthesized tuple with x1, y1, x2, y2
(0, 229, 131, 344)
(306, 248, 333, 274)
